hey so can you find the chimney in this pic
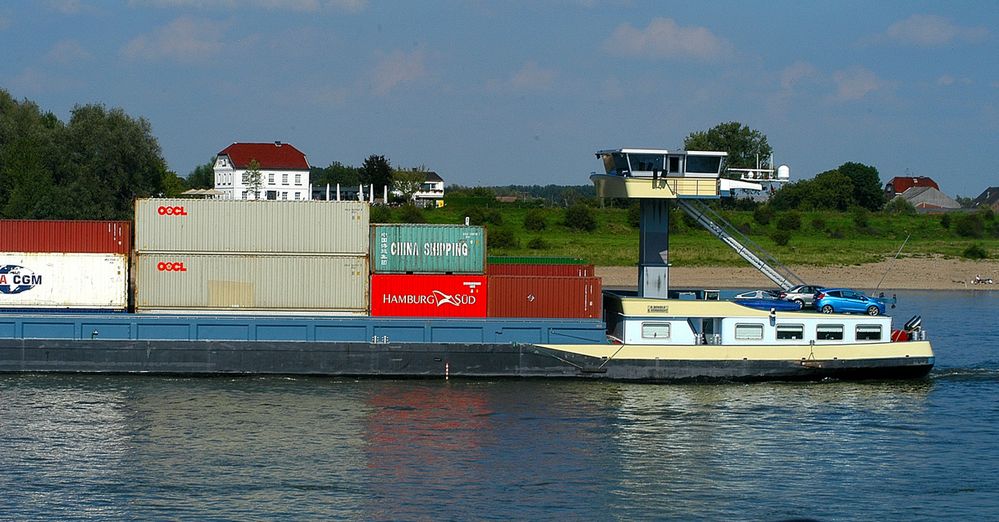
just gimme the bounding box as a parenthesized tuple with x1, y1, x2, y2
(275, 141, 282, 147)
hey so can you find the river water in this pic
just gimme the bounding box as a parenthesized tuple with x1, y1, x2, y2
(1, 291, 997, 520)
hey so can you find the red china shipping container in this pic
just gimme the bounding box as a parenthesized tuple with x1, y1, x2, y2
(370, 274, 487, 317)
(487, 276, 601, 318)
(486, 263, 595, 277)
(0, 220, 131, 254)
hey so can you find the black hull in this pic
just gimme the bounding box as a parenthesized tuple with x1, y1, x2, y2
(0, 340, 934, 382)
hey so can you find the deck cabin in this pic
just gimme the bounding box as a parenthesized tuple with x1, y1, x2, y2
(591, 149, 725, 199)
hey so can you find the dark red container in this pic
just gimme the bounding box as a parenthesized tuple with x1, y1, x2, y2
(371, 274, 488, 317)
(487, 276, 602, 318)
(487, 263, 595, 277)
(0, 220, 131, 254)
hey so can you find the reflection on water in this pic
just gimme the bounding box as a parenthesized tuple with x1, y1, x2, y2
(1, 291, 998, 520)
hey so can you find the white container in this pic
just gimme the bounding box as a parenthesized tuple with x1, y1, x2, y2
(134, 253, 369, 312)
(0, 253, 128, 310)
(135, 198, 369, 254)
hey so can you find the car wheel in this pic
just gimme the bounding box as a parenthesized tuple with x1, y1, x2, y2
(867, 305, 880, 316)
(821, 304, 833, 314)
(794, 299, 804, 309)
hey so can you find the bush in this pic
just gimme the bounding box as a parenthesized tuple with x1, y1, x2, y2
(770, 228, 791, 246)
(736, 222, 752, 235)
(775, 211, 802, 231)
(524, 209, 547, 231)
(527, 237, 550, 250)
(464, 207, 502, 226)
(940, 213, 951, 229)
(810, 216, 826, 231)
(753, 205, 774, 225)
(564, 203, 597, 232)
(827, 227, 846, 239)
(369, 205, 393, 224)
(884, 197, 917, 215)
(398, 204, 425, 223)
(627, 203, 641, 228)
(962, 244, 988, 259)
(851, 207, 871, 229)
(955, 213, 985, 238)
(488, 226, 519, 249)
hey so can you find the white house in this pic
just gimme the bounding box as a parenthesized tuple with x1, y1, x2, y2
(414, 171, 445, 207)
(213, 142, 310, 200)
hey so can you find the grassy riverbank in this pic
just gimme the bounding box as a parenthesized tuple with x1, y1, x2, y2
(383, 204, 999, 267)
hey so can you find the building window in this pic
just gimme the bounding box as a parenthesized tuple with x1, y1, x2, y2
(776, 324, 804, 340)
(735, 323, 764, 341)
(294, 192, 301, 200)
(282, 173, 288, 185)
(641, 322, 670, 340)
(241, 191, 247, 200)
(856, 325, 882, 341)
(295, 174, 301, 185)
(817, 324, 844, 341)
(268, 173, 275, 184)
(281, 192, 288, 200)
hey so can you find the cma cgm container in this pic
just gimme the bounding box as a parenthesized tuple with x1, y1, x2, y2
(370, 274, 487, 317)
(135, 254, 368, 313)
(487, 263, 595, 277)
(371, 224, 485, 274)
(0, 253, 128, 310)
(487, 276, 601, 319)
(135, 199, 368, 254)
(0, 220, 130, 254)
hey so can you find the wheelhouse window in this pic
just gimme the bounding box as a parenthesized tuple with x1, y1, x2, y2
(602, 153, 630, 175)
(776, 324, 804, 340)
(628, 154, 665, 172)
(641, 322, 670, 340)
(685, 155, 722, 175)
(856, 325, 882, 341)
(735, 323, 764, 341)
(817, 324, 844, 341)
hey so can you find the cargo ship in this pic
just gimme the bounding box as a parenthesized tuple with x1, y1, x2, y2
(0, 149, 933, 381)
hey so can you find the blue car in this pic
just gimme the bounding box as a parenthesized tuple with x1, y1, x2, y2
(814, 288, 890, 315)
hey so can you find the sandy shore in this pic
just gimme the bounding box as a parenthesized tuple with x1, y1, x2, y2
(596, 256, 999, 291)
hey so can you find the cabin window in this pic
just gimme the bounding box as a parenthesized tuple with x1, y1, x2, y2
(735, 323, 764, 341)
(776, 324, 804, 340)
(628, 154, 665, 172)
(817, 324, 844, 341)
(856, 325, 882, 341)
(668, 156, 681, 174)
(641, 322, 670, 340)
(685, 155, 722, 174)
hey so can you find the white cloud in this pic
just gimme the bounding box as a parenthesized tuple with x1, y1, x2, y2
(602, 18, 730, 60)
(937, 75, 973, 87)
(882, 14, 988, 47)
(508, 61, 557, 91)
(832, 67, 886, 101)
(45, 39, 93, 64)
(131, 0, 365, 12)
(121, 17, 226, 63)
(368, 49, 427, 96)
(780, 61, 820, 91)
(45, 0, 86, 14)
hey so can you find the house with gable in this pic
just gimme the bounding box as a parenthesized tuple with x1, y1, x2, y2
(214, 142, 311, 200)
(884, 176, 939, 199)
(972, 186, 999, 212)
(413, 171, 445, 208)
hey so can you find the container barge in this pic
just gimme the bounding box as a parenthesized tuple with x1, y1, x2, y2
(0, 149, 933, 381)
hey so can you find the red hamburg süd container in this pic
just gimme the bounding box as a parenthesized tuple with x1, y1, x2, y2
(487, 276, 601, 318)
(371, 274, 487, 317)
(0, 220, 131, 254)
(487, 263, 595, 277)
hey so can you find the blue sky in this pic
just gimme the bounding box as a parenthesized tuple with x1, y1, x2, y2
(1, 1, 997, 197)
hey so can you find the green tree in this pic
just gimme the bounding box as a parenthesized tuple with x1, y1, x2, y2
(524, 208, 547, 231)
(360, 154, 393, 191)
(243, 158, 263, 199)
(311, 161, 361, 188)
(187, 161, 215, 189)
(683, 121, 773, 172)
(393, 169, 426, 203)
(838, 162, 885, 211)
(0, 90, 63, 218)
(161, 171, 188, 197)
(564, 203, 597, 231)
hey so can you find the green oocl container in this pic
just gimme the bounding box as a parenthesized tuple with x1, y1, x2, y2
(370, 224, 485, 274)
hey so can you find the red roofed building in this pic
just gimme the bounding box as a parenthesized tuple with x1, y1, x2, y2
(214, 142, 311, 200)
(884, 176, 939, 199)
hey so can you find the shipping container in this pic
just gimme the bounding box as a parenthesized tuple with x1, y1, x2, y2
(487, 256, 587, 265)
(370, 224, 485, 274)
(135, 254, 368, 312)
(370, 274, 487, 317)
(135, 199, 368, 254)
(0, 253, 128, 310)
(487, 263, 595, 277)
(487, 276, 601, 319)
(0, 220, 131, 254)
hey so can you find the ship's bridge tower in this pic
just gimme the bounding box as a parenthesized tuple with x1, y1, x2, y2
(592, 149, 726, 300)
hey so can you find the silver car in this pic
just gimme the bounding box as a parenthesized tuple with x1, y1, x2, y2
(779, 284, 825, 308)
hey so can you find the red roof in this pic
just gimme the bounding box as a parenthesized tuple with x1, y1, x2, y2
(218, 142, 309, 170)
(885, 176, 939, 195)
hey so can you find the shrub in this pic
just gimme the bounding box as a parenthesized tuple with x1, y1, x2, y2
(770, 228, 791, 246)
(398, 204, 425, 223)
(955, 213, 985, 238)
(488, 226, 519, 249)
(851, 206, 871, 229)
(940, 213, 952, 229)
(962, 244, 988, 260)
(736, 222, 752, 235)
(564, 203, 597, 232)
(627, 203, 641, 228)
(884, 197, 917, 215)
(753, 205, 774, 225)
(810, 216, 826, 231)
(524, 209, 547, 231)
(775, 211, 802, 231)
(527, 237, 550, 250)
(827, 227, 846, 239)
(369, 205, 393, 224)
